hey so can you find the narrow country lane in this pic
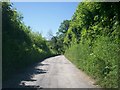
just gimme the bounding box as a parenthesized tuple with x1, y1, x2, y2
(3, 55, 99, 88)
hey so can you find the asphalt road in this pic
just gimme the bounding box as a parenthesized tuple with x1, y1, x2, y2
(3, 55, 99, 88)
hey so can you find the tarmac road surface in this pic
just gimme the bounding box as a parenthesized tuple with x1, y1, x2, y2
(3, 55, 99, 88)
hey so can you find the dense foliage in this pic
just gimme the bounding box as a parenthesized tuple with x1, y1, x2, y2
(49, 20, 70, 54)
(2, 2, 53, 80)
(2, 2, 120, 88)
(52, 2, 120, 88)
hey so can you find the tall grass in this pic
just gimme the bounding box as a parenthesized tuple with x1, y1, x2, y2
(65, 36, 119, 88)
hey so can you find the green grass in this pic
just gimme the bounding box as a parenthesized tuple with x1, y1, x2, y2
(65, 36, 119, 88)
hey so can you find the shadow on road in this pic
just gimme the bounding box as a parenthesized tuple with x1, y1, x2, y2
(2, 62, 48, 88)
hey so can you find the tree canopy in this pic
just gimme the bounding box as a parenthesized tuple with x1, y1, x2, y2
(51, 2, 120, 88)
(2, 2, 54, 80)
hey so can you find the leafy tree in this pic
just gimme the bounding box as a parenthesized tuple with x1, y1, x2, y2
(2, 2, 53, 81)
(51, 2, 120, 88)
